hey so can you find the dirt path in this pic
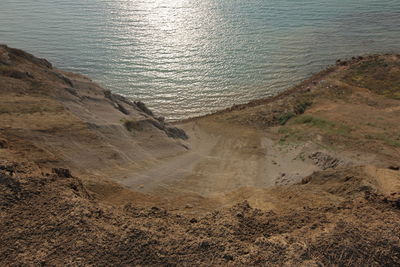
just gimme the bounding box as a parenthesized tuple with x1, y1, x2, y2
(117, 119, 319, 199)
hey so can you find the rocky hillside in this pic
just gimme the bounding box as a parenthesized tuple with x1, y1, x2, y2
(0, 44, 188, 171)
(0, 45, 400, 266)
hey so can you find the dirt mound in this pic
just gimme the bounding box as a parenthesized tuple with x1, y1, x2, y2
(1, 161, 399, 266)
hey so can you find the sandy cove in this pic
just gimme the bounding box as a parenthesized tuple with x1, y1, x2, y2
(0, 45, 400, 265)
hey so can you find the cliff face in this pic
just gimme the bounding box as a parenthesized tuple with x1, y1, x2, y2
(0, 44, 188, 172)
(1, 46, 400, 266)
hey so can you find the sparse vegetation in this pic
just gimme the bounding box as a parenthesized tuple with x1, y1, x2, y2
(294, 100, 312, 114)
(364, 133, 400, 147)
(292, 115, 352, 137)
(277, 126, 304, 145)
(277, 99, 312, 125)
(343, 57, 400, 99)
(0, 65, 12, 72)
(277, 112, 295, 125)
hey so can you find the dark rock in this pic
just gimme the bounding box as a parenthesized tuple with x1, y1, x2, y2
(223, 254, 234, 261)
(64, 87, 79, 97)
(116, 103, 130, 115)
(124, 120, 148, 132)
(236, 213, 244, 218)
(9, 71, 33, 79)
(104, 91, 130, 115)
(190, 218, 198, 223)
(165, 126, 188, 140)
(0, 69, 34, 80)
(52, 168, 73, 178)
(180, 144, 189, 150)
(46, 71, 74, 87)
(135, 101, 154, 116)
(104, 90, 113, 100)
(0, 173, 21, 192)
(199, 241, 210, 249)
(309, 152, 346, 170)
(147, 119, 188, 140)
(0, 139, 7, 149)
(0, 164, 16, 175)
(394, 199, 400, 209)
(388, 166, 399, 171)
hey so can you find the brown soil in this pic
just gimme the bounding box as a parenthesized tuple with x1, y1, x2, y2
(0, 45, 400, 266)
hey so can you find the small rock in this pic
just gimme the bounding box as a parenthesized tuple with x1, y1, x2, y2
(394, 200, 400, 209)
(0, 139, 8, 149)
(135, 101, 154, 116)
(199, 241, 210, 249)
(52, 168, 72, 178)
(223, 254, 234, 261)
(190, 218, 198, 223)
(388, 166, 399, 171)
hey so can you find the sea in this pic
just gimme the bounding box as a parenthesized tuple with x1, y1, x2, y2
(1, 0, 399, 120)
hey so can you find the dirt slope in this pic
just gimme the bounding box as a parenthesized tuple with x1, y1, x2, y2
(0, 45, 400, 266)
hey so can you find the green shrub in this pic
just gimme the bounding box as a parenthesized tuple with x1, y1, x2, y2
(294, 100, 312, 114)
(278, 112, 295, 125)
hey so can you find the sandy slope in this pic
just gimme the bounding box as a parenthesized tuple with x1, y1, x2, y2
(1, 45, 400, 265)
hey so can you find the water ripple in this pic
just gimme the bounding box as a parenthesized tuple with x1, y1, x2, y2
(0, 0, 399, 120)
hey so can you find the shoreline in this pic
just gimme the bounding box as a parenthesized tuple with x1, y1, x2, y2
(172, 54, 384, 124)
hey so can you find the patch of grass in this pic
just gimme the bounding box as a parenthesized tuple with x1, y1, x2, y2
(292, 115, 352, 137)
(277, 112, 295, 125)
(364, 133, 400, 147)
(276, 99, 313, 126)
(277, 127, 304, 145)
(0, 65, 12, 72)
(342, 57, 400, 99)
(393, 91, 400, 100)
(294, 100, 312, 114)
(365, 134, 374, 140)
(293, 115, 334, 128)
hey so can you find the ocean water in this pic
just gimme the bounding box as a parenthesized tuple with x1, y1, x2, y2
(1, 0, 399, 120)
